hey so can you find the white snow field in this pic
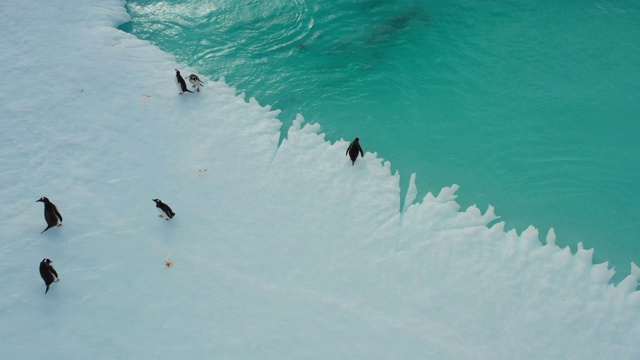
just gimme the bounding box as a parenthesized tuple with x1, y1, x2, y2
(1, 1, 639, 359)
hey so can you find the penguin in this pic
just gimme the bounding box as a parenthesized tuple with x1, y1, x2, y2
(39, 258, 59, 294)
(175, 69, 193, 95)
(36, 197, 63, 234)
(186, 74, 204, 92)
(346, 137, 364, 166)
(152, 199, 175, 220)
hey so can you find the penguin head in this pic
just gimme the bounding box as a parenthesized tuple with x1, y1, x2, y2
(41, 258, 52, 265)
(36, 197, 50, 203)
(152, 199, 161, 204)
(354, 137, 360, 142)
(175, 69, 180, 75)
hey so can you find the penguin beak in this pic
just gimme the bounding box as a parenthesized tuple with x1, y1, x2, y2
(36, 199, 42, 202)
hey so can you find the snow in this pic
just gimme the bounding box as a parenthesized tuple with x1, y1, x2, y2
(1, 0, 639, 359)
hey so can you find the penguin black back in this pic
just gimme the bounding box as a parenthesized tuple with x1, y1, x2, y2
(36, 197, 63, 234)
(346, 137, 364, 165)
(39, 258, 59, 294)
(152, 199, 175, 219)
(175, 69, 193, 94)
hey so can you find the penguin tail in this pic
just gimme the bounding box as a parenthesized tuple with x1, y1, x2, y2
(41, 226, 53, 234)
(45, 285, 50, 294)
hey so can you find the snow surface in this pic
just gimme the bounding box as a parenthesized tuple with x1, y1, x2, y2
(1, 1, 639, 359)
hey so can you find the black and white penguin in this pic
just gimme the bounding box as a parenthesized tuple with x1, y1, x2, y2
(152, 199, 175, 220)
(346, 137, 364, 166)
(39, 258, 59, 294)
(175, 69, 193, 95)
(36, 197, 63, 234)
(186, 74, 204, 92)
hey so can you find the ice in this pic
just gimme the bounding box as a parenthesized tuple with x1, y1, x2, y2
(0, 0, 639, 359)
(402, 172, 418, 213)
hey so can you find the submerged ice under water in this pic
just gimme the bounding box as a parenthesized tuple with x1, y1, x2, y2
(1, 0, 640, 359)
(121, 0, 640, 283)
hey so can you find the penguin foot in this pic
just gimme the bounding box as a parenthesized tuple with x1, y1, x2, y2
(57, 224, 63, 227)
(192, 85, 196, 88)
(165, 218, 170, 221)
(55, 278, 60, 282)
(159, 215, 164, 218)
(197, 89, 200, 92)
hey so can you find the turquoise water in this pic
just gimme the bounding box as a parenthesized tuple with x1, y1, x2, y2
(120, 0, 640, 283)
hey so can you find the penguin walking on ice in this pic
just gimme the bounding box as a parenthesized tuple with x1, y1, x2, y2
(175, 69, 193, 95)
(346, 137, 364, 166)
(152, 199, 175, 220)
(36, 197, 63, 234)
(39, 258, 60, 294)
(186, 74, 204, 92)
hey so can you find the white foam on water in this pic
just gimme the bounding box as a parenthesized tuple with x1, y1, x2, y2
(0, 1, 639, 359)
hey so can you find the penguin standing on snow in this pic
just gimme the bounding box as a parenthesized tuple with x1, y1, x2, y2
(39, 258, 59, 294)
(187, 74, 204, 92)
(36, 197, 63, 234)
(346, 137, 364, 166)
(175, 69, 193, 95)
(152, 199, 175, 220)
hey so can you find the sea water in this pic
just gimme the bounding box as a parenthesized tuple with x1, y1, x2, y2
(119, 0, 640, 283)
